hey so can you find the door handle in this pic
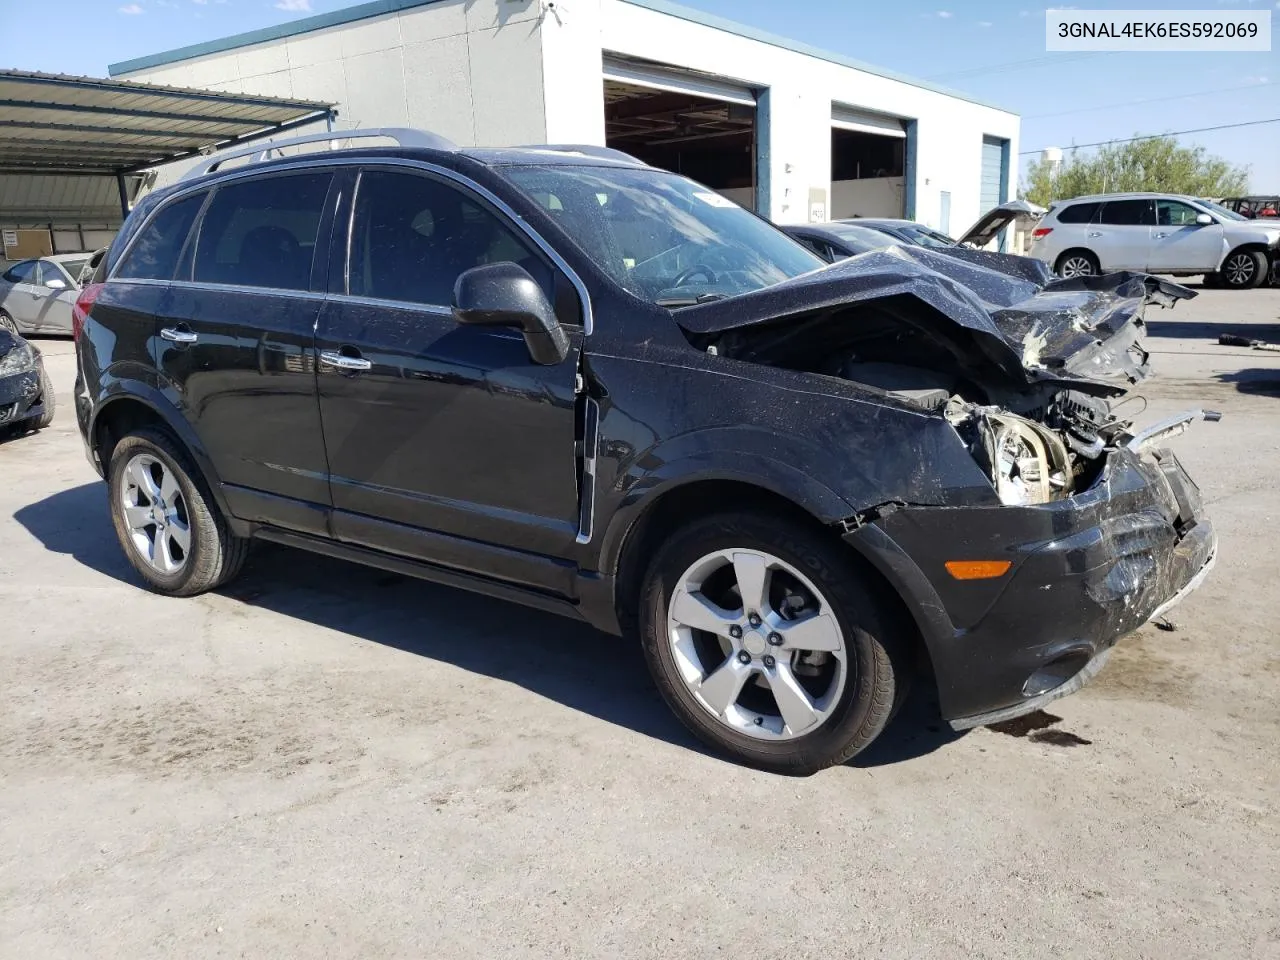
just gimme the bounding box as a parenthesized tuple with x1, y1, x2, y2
(319, 350, 372, 372)
(1153, 232, 1168, 239)
(1087, 231, 1103, 238)
(160, 326, 198, 344)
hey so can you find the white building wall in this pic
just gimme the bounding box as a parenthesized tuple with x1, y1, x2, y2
(116, 0, 549, 186)
(116, 0, 1017, 230)
(541, 0, 1019, 228)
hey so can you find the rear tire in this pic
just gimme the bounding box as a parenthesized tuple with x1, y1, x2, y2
(1055, 250, 1099, 278)
(1218, 249, 1268, 289)
(639, 511, 905, 775)
(107, 426, 249, 596)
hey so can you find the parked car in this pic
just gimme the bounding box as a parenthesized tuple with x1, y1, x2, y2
(0, 252, 93, 335)
(75, 130, 1216, 774)
(0, 327, 55, 433)
(836, 200, 1045, 254)
(783, 203, 1048, 276)
(1029, 192, 1280, 288)
(781, 221, 896, 260)
(1219, 196, 1279, 220)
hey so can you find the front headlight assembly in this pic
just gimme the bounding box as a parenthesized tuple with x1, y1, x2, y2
(0, 342, 36, 378)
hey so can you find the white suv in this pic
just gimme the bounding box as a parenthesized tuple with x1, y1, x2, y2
(1030, 192, 1280, 289)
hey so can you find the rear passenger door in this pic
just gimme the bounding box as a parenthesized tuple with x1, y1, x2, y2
(157, 169, 342, 536)
(1089, 199, 1155, 270)
(1, 261, 41, 331)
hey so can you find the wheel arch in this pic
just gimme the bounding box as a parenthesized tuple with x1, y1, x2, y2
(90, 385, 239, 532)
(601, 470, 936, 680)
(1054, 247, 1099, 274)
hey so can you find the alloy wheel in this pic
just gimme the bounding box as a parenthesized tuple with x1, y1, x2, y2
(0, 312, 17, 334)
(666, 548, 848, 740)
(1223, 253, 1256, 286)
(1059, 256, 1095, 278)
(120, 453, 192, 575)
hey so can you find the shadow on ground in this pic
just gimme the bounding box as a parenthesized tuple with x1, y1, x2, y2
(14, 481, 960, 770)
(1146, 318, 1280, 343)
(1216, 368, 1280, 396)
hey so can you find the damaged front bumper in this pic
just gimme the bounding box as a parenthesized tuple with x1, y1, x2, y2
(845, 443, 1216, 729)
(0, 367, 46, 427)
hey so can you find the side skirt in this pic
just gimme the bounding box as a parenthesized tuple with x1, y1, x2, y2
(253, 525, 593, 625)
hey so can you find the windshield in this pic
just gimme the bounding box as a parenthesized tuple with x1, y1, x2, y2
(1192, 198, 1247, 221)
(501, 165, 823, 305)
(900, 224, 958, 247)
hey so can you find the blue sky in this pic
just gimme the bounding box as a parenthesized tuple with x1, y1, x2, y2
(3, 0, 1276, 189)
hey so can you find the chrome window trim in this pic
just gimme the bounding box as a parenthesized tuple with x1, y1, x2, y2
(169, 280, 329, 300)
(110, 154, 595, 335)
(330, 293, 452, 316)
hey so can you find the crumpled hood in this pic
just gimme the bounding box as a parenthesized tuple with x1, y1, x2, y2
(677, 245, 1194, 388)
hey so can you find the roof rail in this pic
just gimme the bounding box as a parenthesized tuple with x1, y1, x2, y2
(521, 144, 647, 166)
(180, 127, 456, 181)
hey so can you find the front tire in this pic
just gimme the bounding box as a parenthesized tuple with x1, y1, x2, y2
(639, 512, 905, 775)
(0, 310, 19, 335)
(107, 427, 249, 596)
(1219, 249, 1267, 289)
(32, 364, 55, 429)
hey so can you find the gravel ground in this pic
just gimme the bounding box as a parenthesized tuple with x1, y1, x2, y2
(2, 284, 1278, 959)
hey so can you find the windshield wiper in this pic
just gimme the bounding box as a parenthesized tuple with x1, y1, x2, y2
(655, 292, 728, 308)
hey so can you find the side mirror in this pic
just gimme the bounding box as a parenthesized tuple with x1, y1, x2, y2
(452, 262, 569, 365)
(1195, 213, 1213, 226)
(44, 277, 67, 291)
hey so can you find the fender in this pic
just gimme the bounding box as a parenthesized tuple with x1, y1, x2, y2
(593, 447, 858, 580)
(89, 378, 243, 534)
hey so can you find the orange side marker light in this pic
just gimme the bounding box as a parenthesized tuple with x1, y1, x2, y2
(945, 560, 1012, 580)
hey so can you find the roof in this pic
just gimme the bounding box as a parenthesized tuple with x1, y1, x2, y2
(107, 0, 1013, 115)
(0, 70, 334, 177)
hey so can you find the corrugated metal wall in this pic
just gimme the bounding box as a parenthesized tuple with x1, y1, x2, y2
(0, 175, 122, 223)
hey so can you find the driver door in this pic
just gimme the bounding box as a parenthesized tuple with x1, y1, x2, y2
(1, 260, 41, 331)
(33, 260, 78, 334)
(315, 166, 585, 593)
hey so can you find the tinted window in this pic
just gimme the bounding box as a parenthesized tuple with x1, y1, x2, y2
(794, 236, 833, 261)
(1156, 199, 1204, 226)
(115, 193, 204, 281)
(1097, 199, 1154, 225)
(194, 173, 331, 290)
(349, 169, 552, 307)
(1055, 202, 1099, 224)
(2, 260, 37, 284)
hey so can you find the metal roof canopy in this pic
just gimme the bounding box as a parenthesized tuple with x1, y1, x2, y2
(0, 70, 334, 218)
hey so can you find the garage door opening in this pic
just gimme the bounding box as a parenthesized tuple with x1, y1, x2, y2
(830, 105, 907, 220)
(603, 58, 757, 211)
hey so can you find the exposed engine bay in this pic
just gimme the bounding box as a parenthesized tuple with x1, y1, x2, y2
(676, 245, 1202, 506)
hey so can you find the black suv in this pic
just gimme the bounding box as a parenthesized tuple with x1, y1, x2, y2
(75, 129, 1216, 773)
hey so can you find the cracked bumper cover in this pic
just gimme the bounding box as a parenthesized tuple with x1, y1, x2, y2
(845, 446, 1216, 728)
(0, 366, 45, 425)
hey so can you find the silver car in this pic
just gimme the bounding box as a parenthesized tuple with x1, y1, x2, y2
(1030, 192, 1280, 289)
(0, 252, 93, 335)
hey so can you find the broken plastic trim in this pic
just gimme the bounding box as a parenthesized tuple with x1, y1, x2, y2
(1124, 409, 1222, 452)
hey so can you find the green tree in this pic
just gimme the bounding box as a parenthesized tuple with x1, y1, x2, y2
(1022, 135, 1249, 206)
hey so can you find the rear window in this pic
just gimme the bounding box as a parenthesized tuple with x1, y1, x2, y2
(1055, 202, 1099, 224)
(114, 193, 205, 281)
(193, 172, 331, 291)
(1097, 199, 1154, 226)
